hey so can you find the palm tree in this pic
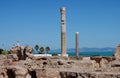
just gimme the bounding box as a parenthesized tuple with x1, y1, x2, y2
(40, 47, 44, 54)
(45, 46, 50, 54)
(34, 45, 39, 53)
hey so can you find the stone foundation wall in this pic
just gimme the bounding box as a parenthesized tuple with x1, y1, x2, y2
(60, 71, 120, 78)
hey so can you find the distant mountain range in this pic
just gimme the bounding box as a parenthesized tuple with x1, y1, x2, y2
(50, 47, 116, 53)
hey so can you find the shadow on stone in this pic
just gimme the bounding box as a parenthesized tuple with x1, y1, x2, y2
(29, 71, 37, 78)
(7, 69, 15, 78)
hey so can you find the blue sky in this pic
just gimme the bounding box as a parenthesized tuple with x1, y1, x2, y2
(0, 0, 120, 50)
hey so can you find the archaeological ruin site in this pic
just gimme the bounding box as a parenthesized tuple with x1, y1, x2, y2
(0, 7, 120, 78)
(0, 44, 120, 78)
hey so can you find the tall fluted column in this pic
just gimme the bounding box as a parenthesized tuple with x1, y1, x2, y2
(60, 7, 66, 56)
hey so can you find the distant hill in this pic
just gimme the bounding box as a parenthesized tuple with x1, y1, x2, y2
(68, 47, 116, 52)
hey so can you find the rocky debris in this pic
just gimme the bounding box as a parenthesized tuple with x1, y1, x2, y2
(35, 68, 60, 78)
(0, 55, 120, 78)
(0, 67, 8, 78)
(60, 71, 120, 78)
(72, 58, 98, 70)
(91, 56, 102, 64)
(1, 45, 120, 78)
(60, 72, 78, 78)
(100, 58, 109, 68)
(114, 44, 120, 59)
(110, 59, 120, 67)
(0, 55, 7, 66)
(10, 46, 23, 60)
(91, 56, 115, 68)
(10, 46, 22, 54)
(69, 56, 82, 60)
(7, 54, 18, 61)
(103, 57, 115, 62)
(58, 61, 64, 65)
(7, 66, 28, 78)
(10, 46, 34, 60)
(23, 46, 34, 60)
(24, 58, 38, 71)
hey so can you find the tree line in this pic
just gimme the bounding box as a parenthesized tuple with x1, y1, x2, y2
(34, 45, 50, 54)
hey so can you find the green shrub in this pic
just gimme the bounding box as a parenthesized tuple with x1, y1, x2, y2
(2, 50, 8, 55)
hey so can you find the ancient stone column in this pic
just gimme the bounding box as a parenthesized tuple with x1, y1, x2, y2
(60, 7, 66, 56)
(76, 32, 79, 57)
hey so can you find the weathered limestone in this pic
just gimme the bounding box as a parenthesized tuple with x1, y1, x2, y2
(61, 7, 67, 56)
(0, 55, 120, 78)
(7, 66, 28, 78)
(0, 67, 8, 78)
(110, 60, 120, 67)
(60, 71, 120, 78)
(7, 54, 18, 61)
(23, 46, 34, 60)
(1, 44, 120, 78)
(114, 44, 120, 59)
(75, 57, 99, 70)
(100, 58, 109, 68)
(10, 46, 24, 60)
(10, 46, 33, 60)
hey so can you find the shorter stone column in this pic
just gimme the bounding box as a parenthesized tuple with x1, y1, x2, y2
(76, 32, 79, 57)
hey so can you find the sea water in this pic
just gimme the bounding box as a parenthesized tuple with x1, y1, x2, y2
(67, 51, 114, 57)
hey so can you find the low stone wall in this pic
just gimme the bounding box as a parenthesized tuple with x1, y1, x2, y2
(60, 71, 120, 78)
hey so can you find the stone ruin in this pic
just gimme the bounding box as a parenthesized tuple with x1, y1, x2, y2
(114, 44, 120, 59)
(10, 46, 34, 60)
(0, 44, 120, 78)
